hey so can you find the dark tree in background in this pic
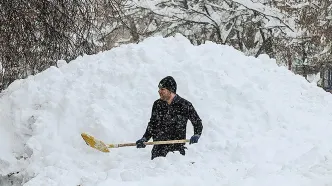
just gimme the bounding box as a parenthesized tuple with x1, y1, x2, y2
(0, 0, 104, 91)
(0, 0, 162, 92)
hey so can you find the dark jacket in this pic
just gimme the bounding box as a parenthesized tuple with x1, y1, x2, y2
(142, 94, 203, 159)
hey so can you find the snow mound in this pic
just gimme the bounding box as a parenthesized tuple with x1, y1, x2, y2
(1, 34, 332, 186)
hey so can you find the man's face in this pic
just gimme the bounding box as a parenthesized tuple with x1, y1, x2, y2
(158, 88, 171, 101)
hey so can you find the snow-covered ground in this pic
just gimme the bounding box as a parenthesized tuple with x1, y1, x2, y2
(1, 34, 332, 186)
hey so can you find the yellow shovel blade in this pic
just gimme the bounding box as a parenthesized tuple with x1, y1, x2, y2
(81, 133, 110, 153)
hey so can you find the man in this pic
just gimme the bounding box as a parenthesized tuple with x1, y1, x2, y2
(136, 76, 203, 160)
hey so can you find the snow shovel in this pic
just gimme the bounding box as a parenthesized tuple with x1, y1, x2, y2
(81, 133, 190, 153)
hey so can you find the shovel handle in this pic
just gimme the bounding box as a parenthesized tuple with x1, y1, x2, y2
(109, 139, 190, 148)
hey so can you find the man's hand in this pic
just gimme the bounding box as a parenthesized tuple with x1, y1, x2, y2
(189, 135, 200, 144)
(136, 137, 147, 148)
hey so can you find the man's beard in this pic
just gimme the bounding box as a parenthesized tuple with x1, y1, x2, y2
(160, 94, 170, 101)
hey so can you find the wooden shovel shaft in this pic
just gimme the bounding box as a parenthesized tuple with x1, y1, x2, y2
(108, 139, 190, 148)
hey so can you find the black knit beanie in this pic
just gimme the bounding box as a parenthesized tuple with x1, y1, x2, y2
(158, 76, 177, 93)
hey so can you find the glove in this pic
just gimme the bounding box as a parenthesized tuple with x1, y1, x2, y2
(190, 135, 200, 144)
(136, 137, 147, 148)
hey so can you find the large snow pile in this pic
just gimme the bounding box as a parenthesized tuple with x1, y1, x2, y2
(1, 34, 332, 186)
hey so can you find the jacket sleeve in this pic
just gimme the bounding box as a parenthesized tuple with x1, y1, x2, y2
(188, 103, 203, 135)
(142, 101, 158, 141)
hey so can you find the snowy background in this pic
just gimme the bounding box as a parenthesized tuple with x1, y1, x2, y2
(1, 34, 332, 186)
